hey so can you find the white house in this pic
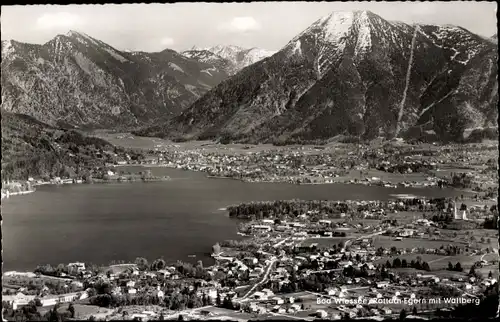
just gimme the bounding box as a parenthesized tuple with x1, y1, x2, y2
(3, 293, 35, 310)
(38, 292, 83, 307)
(70, 281, 84, 288)
(244, 257, 258, 265)
(376, 281, 390, 289)
(130, 313, 148, 321)
(68, 262, 86, 272)
(326, 288, 337, 296)
(316, 310, 328, 318)
(252, 225, 272, 231)
(381, 307, 392, 315)
(252, 291, 267, 300)
(271, 297, 284, 305)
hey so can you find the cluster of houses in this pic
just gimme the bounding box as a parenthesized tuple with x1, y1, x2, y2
(133, 147, 370, 184)
(3, 291, 89, 310)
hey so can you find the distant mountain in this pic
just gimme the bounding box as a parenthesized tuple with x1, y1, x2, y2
(182, 45, 276, 75)
(139, 11, 497, 143)
(181, 49, 236, 75)
(1, 31, 231, 129)
(1, 110, 116, 180)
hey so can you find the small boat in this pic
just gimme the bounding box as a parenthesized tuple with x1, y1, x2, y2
(188, 254, 196, 258)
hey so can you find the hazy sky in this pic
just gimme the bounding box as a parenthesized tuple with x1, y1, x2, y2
(1, 2, 497, 52)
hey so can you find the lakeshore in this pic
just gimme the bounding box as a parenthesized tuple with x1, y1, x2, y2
(2, 166, 474, 272)
(1, 172, 171, 200)
(2, 138, 498, 321)
(2, 193, 498, 321)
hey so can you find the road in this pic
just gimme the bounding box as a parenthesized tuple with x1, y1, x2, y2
(273, 237, 290, 248)
(428, 256, 451, 264)
(343, 226, 405, 251)
(309, 268, 343, 274)
(39, 274, 73, 282)
(172, 305, 214, 319)
(240, 259, 277, 300)
(267, 311, 313, 320)
(447, 283, 478, 299)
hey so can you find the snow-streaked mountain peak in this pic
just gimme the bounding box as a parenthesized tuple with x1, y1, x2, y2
(183, 44, 275, 73)
(2, 40, 16, 58)
(65, 30, 102, 47)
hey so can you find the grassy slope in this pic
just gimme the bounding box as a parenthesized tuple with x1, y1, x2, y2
(1, 111, 118, 180)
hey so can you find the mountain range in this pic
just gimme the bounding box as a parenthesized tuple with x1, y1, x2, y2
(183, 45, 277, 75)
(138, 11, 498, 143)
(1, 32, 268, 129)
(1, 109, 116, 180)
(2, 11, 498, 144)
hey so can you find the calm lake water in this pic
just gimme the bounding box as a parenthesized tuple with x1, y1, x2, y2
(2, 167, 469, 271)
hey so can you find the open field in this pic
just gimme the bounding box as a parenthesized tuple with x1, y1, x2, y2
(334, 169, 430, 185)
(476, 264, 499, 279)
(386, 211, 426, 224)
(106, 263, 138, 274)
(93, 132, 286, 154)
(391, 267, 467, 278)
(190, 306, 258, 321)
(300, 237, 351, 248)
(467, 230, 498, 248)
(375, 253, 443, 265)
(2, 274, 72, 287)
(38, 304, 114, 320)
(372, 235, 466, 249)
(435, 228, 498, 250)
(376, 253, 483, 271)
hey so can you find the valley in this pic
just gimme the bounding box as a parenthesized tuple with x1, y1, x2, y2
(1, 4, 498, 322)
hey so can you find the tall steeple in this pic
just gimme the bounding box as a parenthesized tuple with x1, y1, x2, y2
(453, 201, 460, 220)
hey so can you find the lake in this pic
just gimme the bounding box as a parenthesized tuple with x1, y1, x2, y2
(2, 167, 469, 271)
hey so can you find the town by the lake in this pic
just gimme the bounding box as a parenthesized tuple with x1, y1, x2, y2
(1, 2, 498, 322)
(2, 135, 498, 321)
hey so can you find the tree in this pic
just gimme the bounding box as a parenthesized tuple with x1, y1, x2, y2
(400, 308, 407, 320)
(151, 258, 166, 271)
(212, 243, 221, 255)
(178, 314, 184, 321)
(448, 262, 454, 271)
(454, 262, 463, 272)
(412, 306, 417, 315)
(385, 260, 392, 269)
(422, 262, 431, 271)
(216, 292, 221, 306)
(393, 258, 402, 268)
(401, 259, 408, 268)
(135, 257, 149, 271)
(68, 303, 75, 318)
(488, 271, 493, 279)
